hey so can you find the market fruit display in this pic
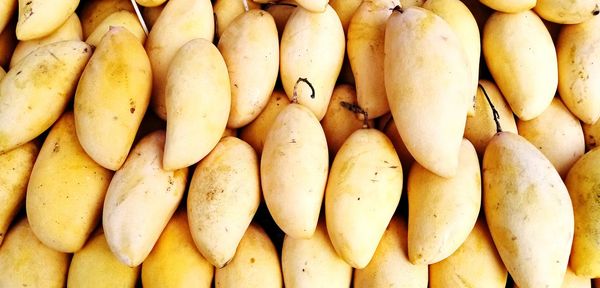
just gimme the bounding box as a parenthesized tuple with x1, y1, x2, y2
(1, 0, 600, 287)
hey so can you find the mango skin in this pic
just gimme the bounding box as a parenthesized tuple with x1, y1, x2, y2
(16, 0, 79, 40)
(479, 0, 536, 13)
(240, 90, 290, 155)
(534, 0, 600, 24)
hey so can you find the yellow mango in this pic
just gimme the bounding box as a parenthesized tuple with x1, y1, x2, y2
(560, 268, 592, 288)
(10, 13, 82, 68)
(384, 7, 470, 178)
(163, 38, 230, 170)
(483, 132, 573, 288)
(261, 103, 328, 238)
(353, 218, 429, 288)
(0, 218, 69, 288)
(295, 0, 328, 12)
(215, 223, 283, 288)
(103, 131, 188, 267)
(16, 0, 78, 40)
(265, 1, 296, 38)
(187, 137, 260, 268)
(142, 211, 214, 288)
(282, 221, 352, 288)
(0, 141, 37, 246)
(347, 0, 398, 119)
(429, 219, 508, 288)
(329, 0, 362, 33)
(517, 97, 585, 178)
(326, 128, 403, 268)
(464, 80, 518, 156)
(26, 112, 113, 253)
(86, 10, 146, 47)
(79, 0, 134, 38)
(535, 0, 599, 24)
(557, 15, 600, 124)
(280, 5, 345, 120)
(239, 90, 290, 155)
(145, 0, 214, 119)
(218, 9, 279, 129)
(0, 40, 91, 154)
(67, 231, 140, 288)
(214, 0, 260, 37)
(479, 0, 535, 13)
(137, 0, 167, 7)
(483, 10, 558, 120)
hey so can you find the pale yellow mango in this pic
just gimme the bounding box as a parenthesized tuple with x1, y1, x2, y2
(0, 141, 37, 246)
(218, 9, 279, 128)
(145, 0, 214, 119)
(86, 10, 146, 47)
(354, 218, 429, 288)
(384, 7, 470, 178)
(518, 97, 585, 178)
(535, 0, 599, 24)
(479, 0, 536, 13)
(163, 38, 230, 170)
(483, 10, 558, 121)
(326, 128, 403, 268)
(239, 90, 290, 155)
(280, 5, 345, 120)
(295, 0, 328, 12)
(557, 15, 600, 124)
(282, 221, 352, 288)
(67, 231, 140, 288)
(214, 0, 260, 37)
(187, 137, 260, 268)
(347, 0, 398, 119)
(75, 27, 151, 171)
(16, 0, 79, 40)
(142, 211, 214, 288)
(215, 224, 283, 288)
(10, 13, 82, 68)
(329, 0, 362, 33)
(429, 219, 508, 288)
(79, 0, 134, 38)
(483, 132, 573, 288)
(103, 131, 188, 267)
(0, 218, 69, 288)
(26, 112, 113, 253)
(0, 40, 91, 154)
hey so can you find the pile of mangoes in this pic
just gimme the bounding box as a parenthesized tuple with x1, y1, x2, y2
(0, 0, 599, 287)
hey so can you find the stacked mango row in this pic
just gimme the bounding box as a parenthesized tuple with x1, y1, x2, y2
(0, 0, 599, 287)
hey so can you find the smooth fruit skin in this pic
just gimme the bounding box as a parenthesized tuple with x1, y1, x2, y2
(326, 128, 403, 268)
(239, 90, 290, 155)
(79, 0, 134, 39)
(85, 10, 147, 47)
(534, 0, 600, 24)
(280, 5, 345, 120)
(483, 132, 574, 288)
(384, 7, 471, 178)
(478, 0, 535, 13)
(75, 27, 152, 171)
(16, 0, 79, 40)
(557, 15, 600, 124)
(261, 103, 329, 238)
(483, 10, 558, 121)
(213, 0, 260, 37)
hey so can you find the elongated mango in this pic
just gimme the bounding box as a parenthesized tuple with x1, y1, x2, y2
(535, 0, 599, 24)
(479, 0, 535, 13)
(280, 5, 345, 120)
(26, 112, 113, 253)
(164, 38, 230, 170)
(16, 0, 79, 40)
(187, 137, 260, 268)
(384, 7, 470, 178)
(0, 40, 91, 154)
(326, 128, 403, 268)
(103, 131, 188, 267)
(214, 0, 260, 37)
(483, 132, 573, 288)
(79, 0, 134, 38)
(261, 103, 328, 238)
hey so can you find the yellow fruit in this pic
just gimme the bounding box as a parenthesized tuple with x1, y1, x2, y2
(379, 115, 415, 171)
(479, 0, 535, 13)
(136, 0, 167, 7)
(295, 0, 328, 12)
(353, 218, 429, 288)
(329, 0, 362, 33)
(67, 231, 140, 288)
(16, 0, 79, 40)
(261, 103, 328, 238)
(142, 211, 214, 288)
(280, 5, 345, 120)
(265, 1, 296, 38)
(483, 10, 558, 120)
(0, 218, 69, 288)
(557, 15, 600, 124)
(26, 112, 113, 253)
(0, 40, 91, 154)
(75, 27, 151, 171)
(483, 132, 573, 288)
(215, 224, 283, 288)
(326, 128, 403, 268)
(79, 0, 134, 38)
(146, 0, 214, 119)
(214, 0, 260, 37)
(239, 90, 290, 155)
(534, 0, 599, 24)
(85, 10, 146, 47)
(0, 141, 37, 246)
(384, 7, 470, 178)
(187, 137, 260, 268)
(282, 221, 352, 288)
(102, 131, 188, 267)
(517, 97, 585, 178)
(163, 38, 230, 170)
(218, 9, 279, 128)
